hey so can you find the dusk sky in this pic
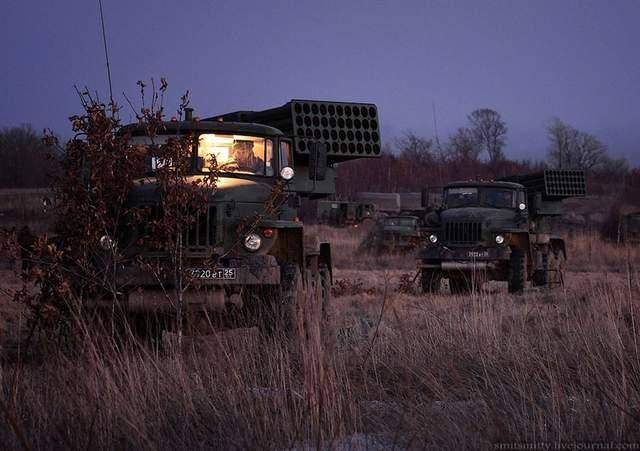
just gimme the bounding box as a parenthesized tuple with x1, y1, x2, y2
(1, 0, 639, 164)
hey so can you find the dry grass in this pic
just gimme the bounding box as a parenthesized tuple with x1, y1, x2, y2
(567, 232, 640, 272)
(1, 230, 640, 449)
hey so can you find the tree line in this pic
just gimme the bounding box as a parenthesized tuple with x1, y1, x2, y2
(0, 110, 633, 197)
(337, 108, 633, 200)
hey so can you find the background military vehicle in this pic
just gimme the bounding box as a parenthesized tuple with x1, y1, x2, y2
(418, 170, 586, 294)
(621, 211, 640, 244)
(359, 214, 421, 254)
(315, 199, 376, 227)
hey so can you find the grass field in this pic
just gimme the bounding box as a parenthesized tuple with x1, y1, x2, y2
(1, 228, 639, 449)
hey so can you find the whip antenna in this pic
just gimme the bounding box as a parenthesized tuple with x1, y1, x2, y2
(98, 0, 114, 106)
(432, 102, 443, 154)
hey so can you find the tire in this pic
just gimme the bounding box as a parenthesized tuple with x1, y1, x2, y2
(449, 274, 471, 295)
(508, 248, 527, 293)
(549, 250, 566, 288)
(266, 263, 302, 338)
(532, 251, 549, 287)
(420, 269, 441, 294)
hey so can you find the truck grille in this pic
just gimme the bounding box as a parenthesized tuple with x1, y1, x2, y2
(183, 206, 217, 248)
(444, 221, 482, 244)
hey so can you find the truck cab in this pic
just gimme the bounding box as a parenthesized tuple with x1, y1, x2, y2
(419, 171, 585, 294)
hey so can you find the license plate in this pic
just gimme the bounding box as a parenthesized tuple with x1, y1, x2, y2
(467, 250, 489, 258)
(187, 268, 236, 280)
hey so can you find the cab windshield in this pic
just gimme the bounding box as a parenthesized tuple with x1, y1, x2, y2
(198, 134, 273, 176)
(129, 133, 275, 176)
(446, 187, 515, 209)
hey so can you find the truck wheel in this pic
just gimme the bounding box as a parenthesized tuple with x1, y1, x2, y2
(272, 263, 303, 338)
(533, 252, 549, 287)
(549, 251, 566, 288)
(449, 274, 471, 295)
(508, 248, 527, 293)
(420, 269, 441, 294)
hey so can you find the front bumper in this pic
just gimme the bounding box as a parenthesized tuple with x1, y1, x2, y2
(419, 244, 511, 270)
(117, 254, 281, 287)
(90, 254, 282, 313)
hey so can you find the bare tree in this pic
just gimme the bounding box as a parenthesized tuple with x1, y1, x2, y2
(0, 125, 58, 188)
(447, 127, 482, 161)
(546, 118, 608, 170)
(395, 131, 433, 165)
(599, 155, 629, 177)
(468, 109, 508, 163)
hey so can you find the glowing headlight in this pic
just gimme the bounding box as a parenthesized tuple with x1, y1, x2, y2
(244, 233, 262, 251)
(280, 166, 295, 181)
(495, 234, 505, 244)
(429, 234, 438, 243)
(99, 235, 115, 250)
(518, 203, 526, 210)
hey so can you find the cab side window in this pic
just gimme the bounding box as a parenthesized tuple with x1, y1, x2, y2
(279, 140, 292, 169)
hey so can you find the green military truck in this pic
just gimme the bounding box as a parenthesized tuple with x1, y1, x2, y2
(359, 214, 421, 254)
(621, 212, 640, 244)
(418, 170, 586, 294)
(316, 200, 376, 227)
(95, 100, 382, 331)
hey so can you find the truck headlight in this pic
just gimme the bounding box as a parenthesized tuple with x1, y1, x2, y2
(495, 234, 505, 244)
(280, 166, 294, 180)
(99, 235, 115, 250)
(244, 233, 262, 251)
(518, 203, 526, 210)
(429, 234, 438, 243)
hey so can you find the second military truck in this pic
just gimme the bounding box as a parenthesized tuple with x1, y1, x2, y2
(418, 170, 586, 294)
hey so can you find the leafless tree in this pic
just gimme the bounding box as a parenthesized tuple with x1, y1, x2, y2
(446, 127, 482, 161)
(395, 131, 434, 165)
(599, 155, 629, 177)
(468, 109, 508, 163)
(546, 118, 608, 170)
(0, 125, 58, 188)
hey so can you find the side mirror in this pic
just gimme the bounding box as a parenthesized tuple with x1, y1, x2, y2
(309, 142, 327, 181)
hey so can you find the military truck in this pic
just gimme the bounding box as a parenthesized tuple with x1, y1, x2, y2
(621, 212, 640, 244)
(91, 100, 382, 332)
(418, 170, 586, 294)
(359, 214, 421, 254)
(316, 200, 376, 227)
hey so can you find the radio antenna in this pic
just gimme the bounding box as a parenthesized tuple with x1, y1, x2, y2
(432, 102, 445, 186)
(432, 102, 443, 155)
(98, 0, 114, 107)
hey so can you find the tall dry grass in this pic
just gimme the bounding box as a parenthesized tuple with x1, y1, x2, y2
(1, 230, 640, 449)
(568, 232, 640, 272)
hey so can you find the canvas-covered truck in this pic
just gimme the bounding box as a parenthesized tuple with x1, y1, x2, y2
(316, 200, 376, 227)
(418, 170, 586, 294)
(97, 100, 382, 332)
(621, 212, 640, 244)
(358, 214, 421, 255)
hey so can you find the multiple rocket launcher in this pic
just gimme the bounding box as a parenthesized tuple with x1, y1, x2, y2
(208, 100, 382, 163)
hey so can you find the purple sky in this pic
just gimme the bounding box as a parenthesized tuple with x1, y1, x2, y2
(2, 0, 639, 164)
